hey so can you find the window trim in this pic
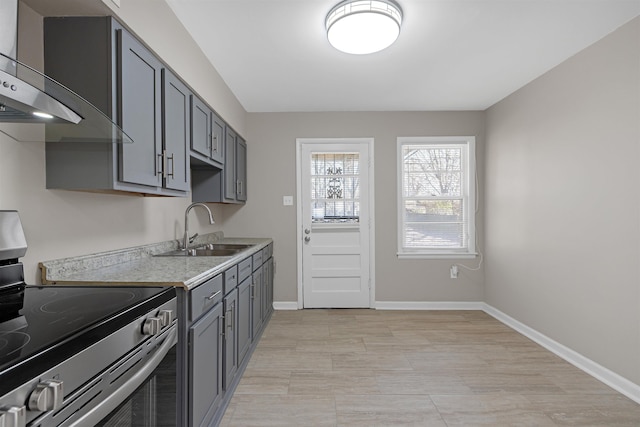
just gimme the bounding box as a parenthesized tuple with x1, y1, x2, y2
(397, 136, 477, 259)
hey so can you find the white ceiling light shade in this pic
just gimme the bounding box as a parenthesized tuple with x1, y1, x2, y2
(326, 0, 403, 55)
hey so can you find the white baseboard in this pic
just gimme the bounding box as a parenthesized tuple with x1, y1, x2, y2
(273, 301, 299, 310)
(374, 301, 484, 310)
(273, 301, 485, 310)
(483, 303, 640, 405)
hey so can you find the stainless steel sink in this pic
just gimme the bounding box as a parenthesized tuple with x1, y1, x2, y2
(154, 243, 253, 257)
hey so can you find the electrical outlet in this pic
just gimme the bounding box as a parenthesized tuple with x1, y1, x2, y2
(450, 265, 458, 279)
(283, 196, 293, 206)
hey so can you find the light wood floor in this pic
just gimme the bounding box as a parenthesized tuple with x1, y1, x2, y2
(220, 309, 640, 426)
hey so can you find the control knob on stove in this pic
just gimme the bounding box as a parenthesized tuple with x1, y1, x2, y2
(28, 379, 64, 412)
(0, 406, 26, 427)
(142, 316, 162, 336)
(158, 309, 174, 327)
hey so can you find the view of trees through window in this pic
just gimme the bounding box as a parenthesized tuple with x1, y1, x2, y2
(402, 145, 465, 248)
(311, 153, 360, 223)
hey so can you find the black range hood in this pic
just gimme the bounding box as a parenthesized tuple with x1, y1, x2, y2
(0, 0, 132, 144)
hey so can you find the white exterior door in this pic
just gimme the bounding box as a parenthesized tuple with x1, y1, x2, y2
(297, 138, 373, 308)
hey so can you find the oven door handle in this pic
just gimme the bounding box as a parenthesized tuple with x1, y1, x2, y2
(68, 326, 177, 427)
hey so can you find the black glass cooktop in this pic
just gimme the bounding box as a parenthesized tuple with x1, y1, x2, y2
(0, 285, 175, 396)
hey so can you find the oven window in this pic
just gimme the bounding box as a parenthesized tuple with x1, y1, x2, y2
(96, 346, 177, 427)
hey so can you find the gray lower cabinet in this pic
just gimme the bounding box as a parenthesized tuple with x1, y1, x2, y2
(43, 16, 188, 196)
(189, 302, 223, 427)
(251, 263, 263, 338)
(252, 245, 275, 339)
(264, 257, 274, 318)
(179, 244, 274, 426)
(186, 273, 224, 427)
(223, 288, 238, 390)
(237, 276, 252, 365)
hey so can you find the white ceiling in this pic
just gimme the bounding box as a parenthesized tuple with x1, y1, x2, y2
(168, 1, 639, 112)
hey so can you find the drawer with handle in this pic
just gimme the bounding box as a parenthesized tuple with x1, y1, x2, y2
(190, 274, 223, 321)
(224, 265, 238, 295)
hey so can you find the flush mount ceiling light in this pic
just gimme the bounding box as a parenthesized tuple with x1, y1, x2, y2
(326, 0, 403, 55)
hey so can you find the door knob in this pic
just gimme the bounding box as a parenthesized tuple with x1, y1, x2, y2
(304, 228, 311, 234)
(304, 236, 311, 243)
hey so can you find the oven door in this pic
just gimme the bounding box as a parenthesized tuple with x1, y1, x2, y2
(67, 326, 177, 427)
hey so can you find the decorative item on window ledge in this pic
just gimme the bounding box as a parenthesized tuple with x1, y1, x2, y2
(326, 166, 343, 199)
(325, 0, 403, 55)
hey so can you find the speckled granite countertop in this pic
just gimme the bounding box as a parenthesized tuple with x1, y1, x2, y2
(39, 233, 272, 290)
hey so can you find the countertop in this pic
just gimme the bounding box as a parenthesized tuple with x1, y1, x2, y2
(39, 233, 272, 290)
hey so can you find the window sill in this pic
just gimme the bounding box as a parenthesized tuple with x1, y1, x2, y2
(397, 252, 478, 260)
(312, 222, 360, 230)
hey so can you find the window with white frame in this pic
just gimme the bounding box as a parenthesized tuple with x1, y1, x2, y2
(397, 136, 476, 258)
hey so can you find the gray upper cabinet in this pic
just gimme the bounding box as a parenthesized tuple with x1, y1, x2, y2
(190, 95, 224, 169)
(221, 130, 247, 203)
(236, 136, 248, 202)
(119, 28, 162, 188)
(162, 69, 190, 192)
(223, 128, 238, 201)
(43, 16, 188, 196)
(191, 127, 247, 204)
(212, 114, 225, 167)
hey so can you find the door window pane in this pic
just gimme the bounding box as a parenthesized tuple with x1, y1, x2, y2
(311, 153, 360, 223)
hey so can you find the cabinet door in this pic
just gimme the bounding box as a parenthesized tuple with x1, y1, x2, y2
(162, 69, 190, 192)
(223, 289, 238, 390)
(190, 95, 211, 160)
(223, 128, 237, 201)
(237, 277, 252, 365)
(269, 257, 275, 316)
(263, 258, 273, 319)
(211, 112, 225, 166)
(236, 137, 247, 202)
(251, 265, 263, 339)
(118, 28, 162, 187)
(189, 303, 223, 427)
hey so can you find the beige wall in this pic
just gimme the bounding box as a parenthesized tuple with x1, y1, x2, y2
(0, 1, 242, 283)
(484, 17, 640, 384)
(222, 112, 486, 303)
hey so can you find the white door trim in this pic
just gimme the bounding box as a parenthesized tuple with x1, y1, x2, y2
(295, 137, 375, 309)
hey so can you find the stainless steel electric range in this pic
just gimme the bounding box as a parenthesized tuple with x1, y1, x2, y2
(0, 211, 178, 427)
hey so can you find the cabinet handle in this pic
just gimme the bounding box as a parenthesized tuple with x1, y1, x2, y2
(250, 279, 255, 299)
(167, 153, 175, 179)
(157, 153, 164, 177)
(206, 290, 221, 301)
(226, 308, 233, 330)
(207, 133, 211, 150)
(213, 134, 218, 154)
